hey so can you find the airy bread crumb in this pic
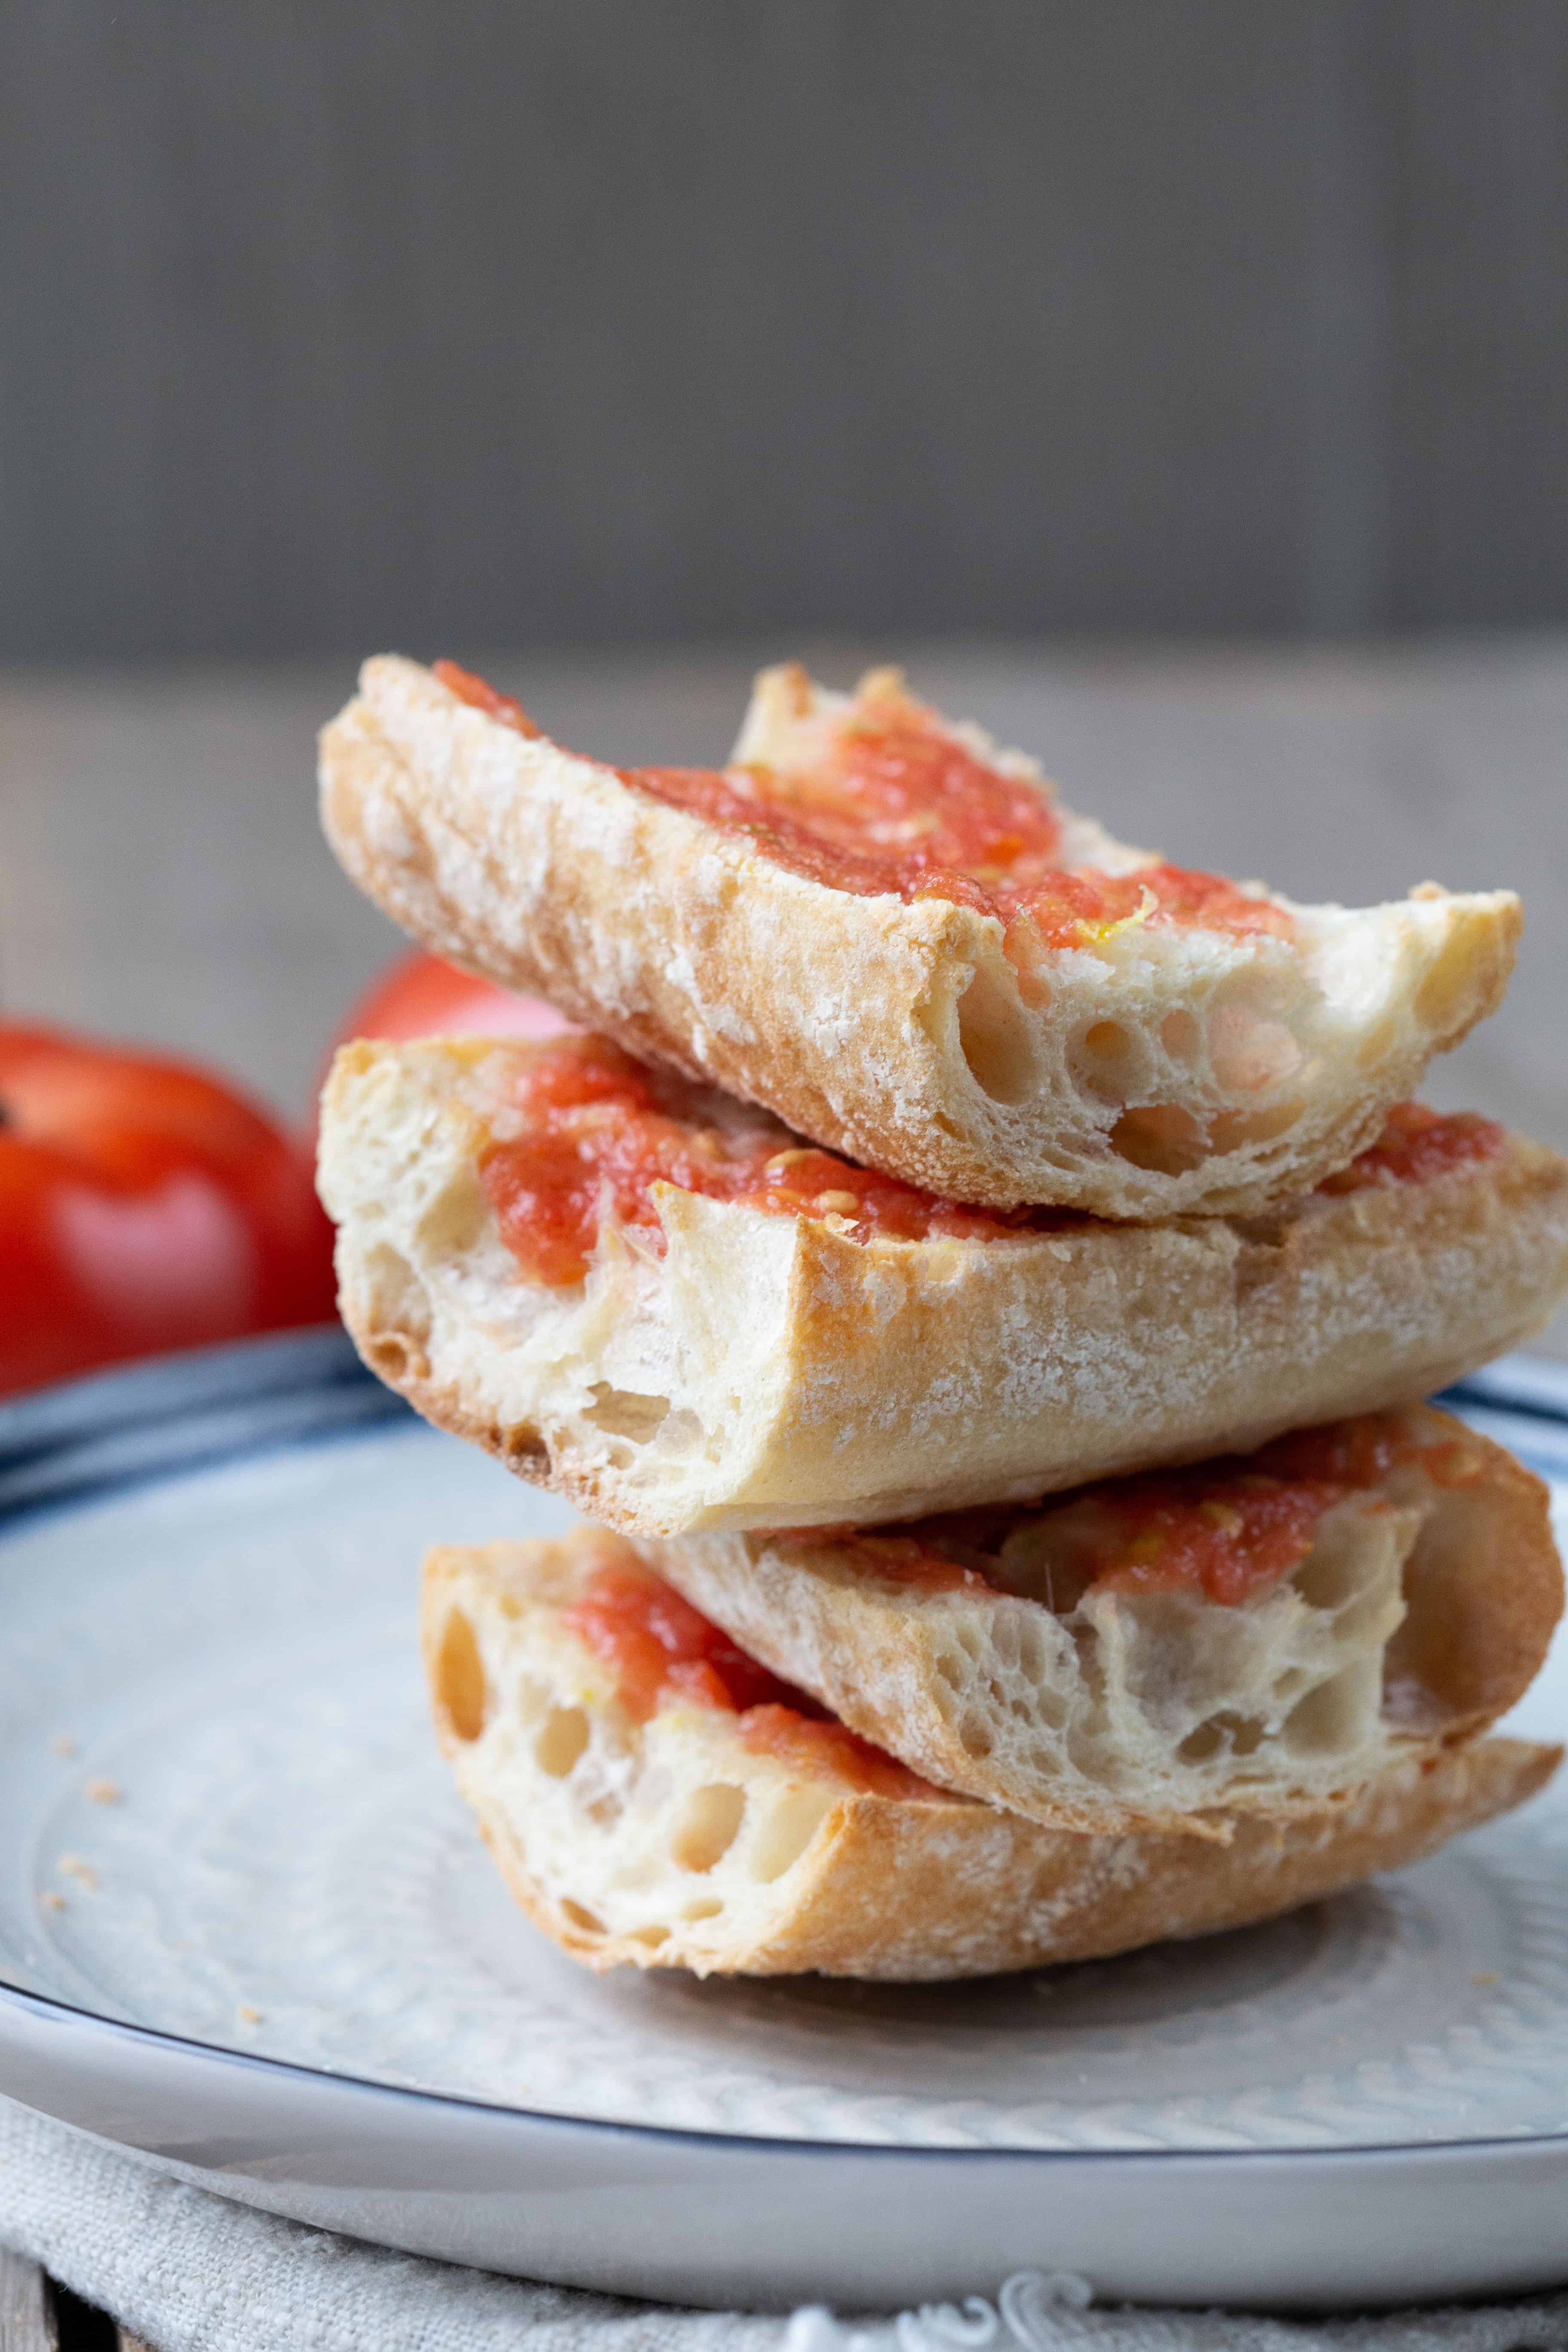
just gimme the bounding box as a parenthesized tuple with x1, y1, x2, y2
(320, 655, 1521, 1217)
(422, 1532, 1559, 1979)
(317, 1036, 1568, 1537)
(647, 1406, 1562, 1835)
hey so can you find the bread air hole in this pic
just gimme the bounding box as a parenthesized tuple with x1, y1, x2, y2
(629, 1923, 670, 1950)
(361, 1243, 431, 1349)
(414, 1168, 490, 1256)
(502, 1422, 548, 1474)
(1382, 1489, 1504, 1728)
(1176, 1711, 1267, 1765)
(1176, 1720, 1224, 1764)
(1161, 1009, 1202, 1060)
(1208, 1099, 1306, 1155)
(671, 1782, 746, 1872)
(435, 1609, 487, 1743)
(584, 1385, 671, 1443)
(1072, 1017, 1156, 1106)
(1085, 1019, 1135, 1065)
(955, 965, 1038, 1106)
(1334, 1591, 1402, 1649)
(536, 1707, 590, 1777)
(1291, 1541, 1367, 1613)
(560, 1899, 604, 1936)
(1207, 997, 1304, 1095)
(1283, 1666, 1369, 1755)
(1109, 1104, 1210, 1174)
(682, 1898, 724, 1923)
(366, 1333, 421, 1384)
(750, 1789, 834, 1882)
(1016, 1619, 1047, 1681)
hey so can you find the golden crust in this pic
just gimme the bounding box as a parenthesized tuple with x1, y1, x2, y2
(1381, 1420, 1567, 1742)
(423, 1536, 1558, 1980)
(319, 655, 1521, 1216)
(473, 1741, 1560, 1981)
(318, 1035, 1568, 1535)
(646, 1407, 1564, 1838)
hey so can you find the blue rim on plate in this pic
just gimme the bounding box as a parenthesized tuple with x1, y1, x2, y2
(0, 1323, 408, 1521)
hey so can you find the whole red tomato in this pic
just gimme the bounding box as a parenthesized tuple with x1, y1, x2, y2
(0, 1024, 339, 1400)
(334, 951, 572, 1049)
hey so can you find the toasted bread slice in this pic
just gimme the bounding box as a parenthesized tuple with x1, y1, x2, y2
(317, 1033, 1568, 1536)
(320, 655, 1520, 1217)
(644, 1407, 1563, 1838)
(424, 1531, 1558, 1980)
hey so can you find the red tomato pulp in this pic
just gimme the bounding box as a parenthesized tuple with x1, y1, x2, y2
(562, 1558, 933, 1797)
(473, 1037, 1502, 1292)
(434, 658, 1289, 963)
(841, 1411, 1485, 1615)
(477, 1035, 1050, 1286)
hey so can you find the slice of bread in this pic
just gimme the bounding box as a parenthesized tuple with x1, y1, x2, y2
(317, 1034, 1568, 1536)
(320, 655, 1521, 1217)
(424, 1531, 1559, 1980)
(644, 1407, 1563, 1838)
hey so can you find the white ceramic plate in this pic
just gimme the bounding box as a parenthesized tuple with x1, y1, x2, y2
(2, 1332, 1568, 2312)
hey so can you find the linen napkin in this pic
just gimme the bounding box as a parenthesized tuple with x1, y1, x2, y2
(6, 2095, 1568, 2352)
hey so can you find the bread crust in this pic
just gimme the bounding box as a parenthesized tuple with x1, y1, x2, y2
(646, 1409, 1563, 1838)
(423, 1536, 1558, 1981)
(318, 1036, 1568, 1535)
(320, 655, 1521, 1217)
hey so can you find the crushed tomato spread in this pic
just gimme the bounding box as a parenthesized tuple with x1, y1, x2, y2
(837, 1412, 1484, 1613)
(561, 1561, 929, 1798)
(476, 1036, 1507, 1289)
(477, 1035, 1056, 1285)
(434, 658, 1291, 963)
(1317, 1100, 1504, 1193)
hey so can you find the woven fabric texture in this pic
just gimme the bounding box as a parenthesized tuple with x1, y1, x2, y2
(3, 2095, 1568, 2352)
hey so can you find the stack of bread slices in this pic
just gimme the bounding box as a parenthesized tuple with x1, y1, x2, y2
(316, 654, 1568, 1981)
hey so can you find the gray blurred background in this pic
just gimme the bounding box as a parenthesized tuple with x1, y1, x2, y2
(3, 0, 1566, 658)
(2, 2, 1565, 1366)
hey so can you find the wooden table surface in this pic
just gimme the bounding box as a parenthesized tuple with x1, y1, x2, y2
(0, 2245, 145, 2349)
